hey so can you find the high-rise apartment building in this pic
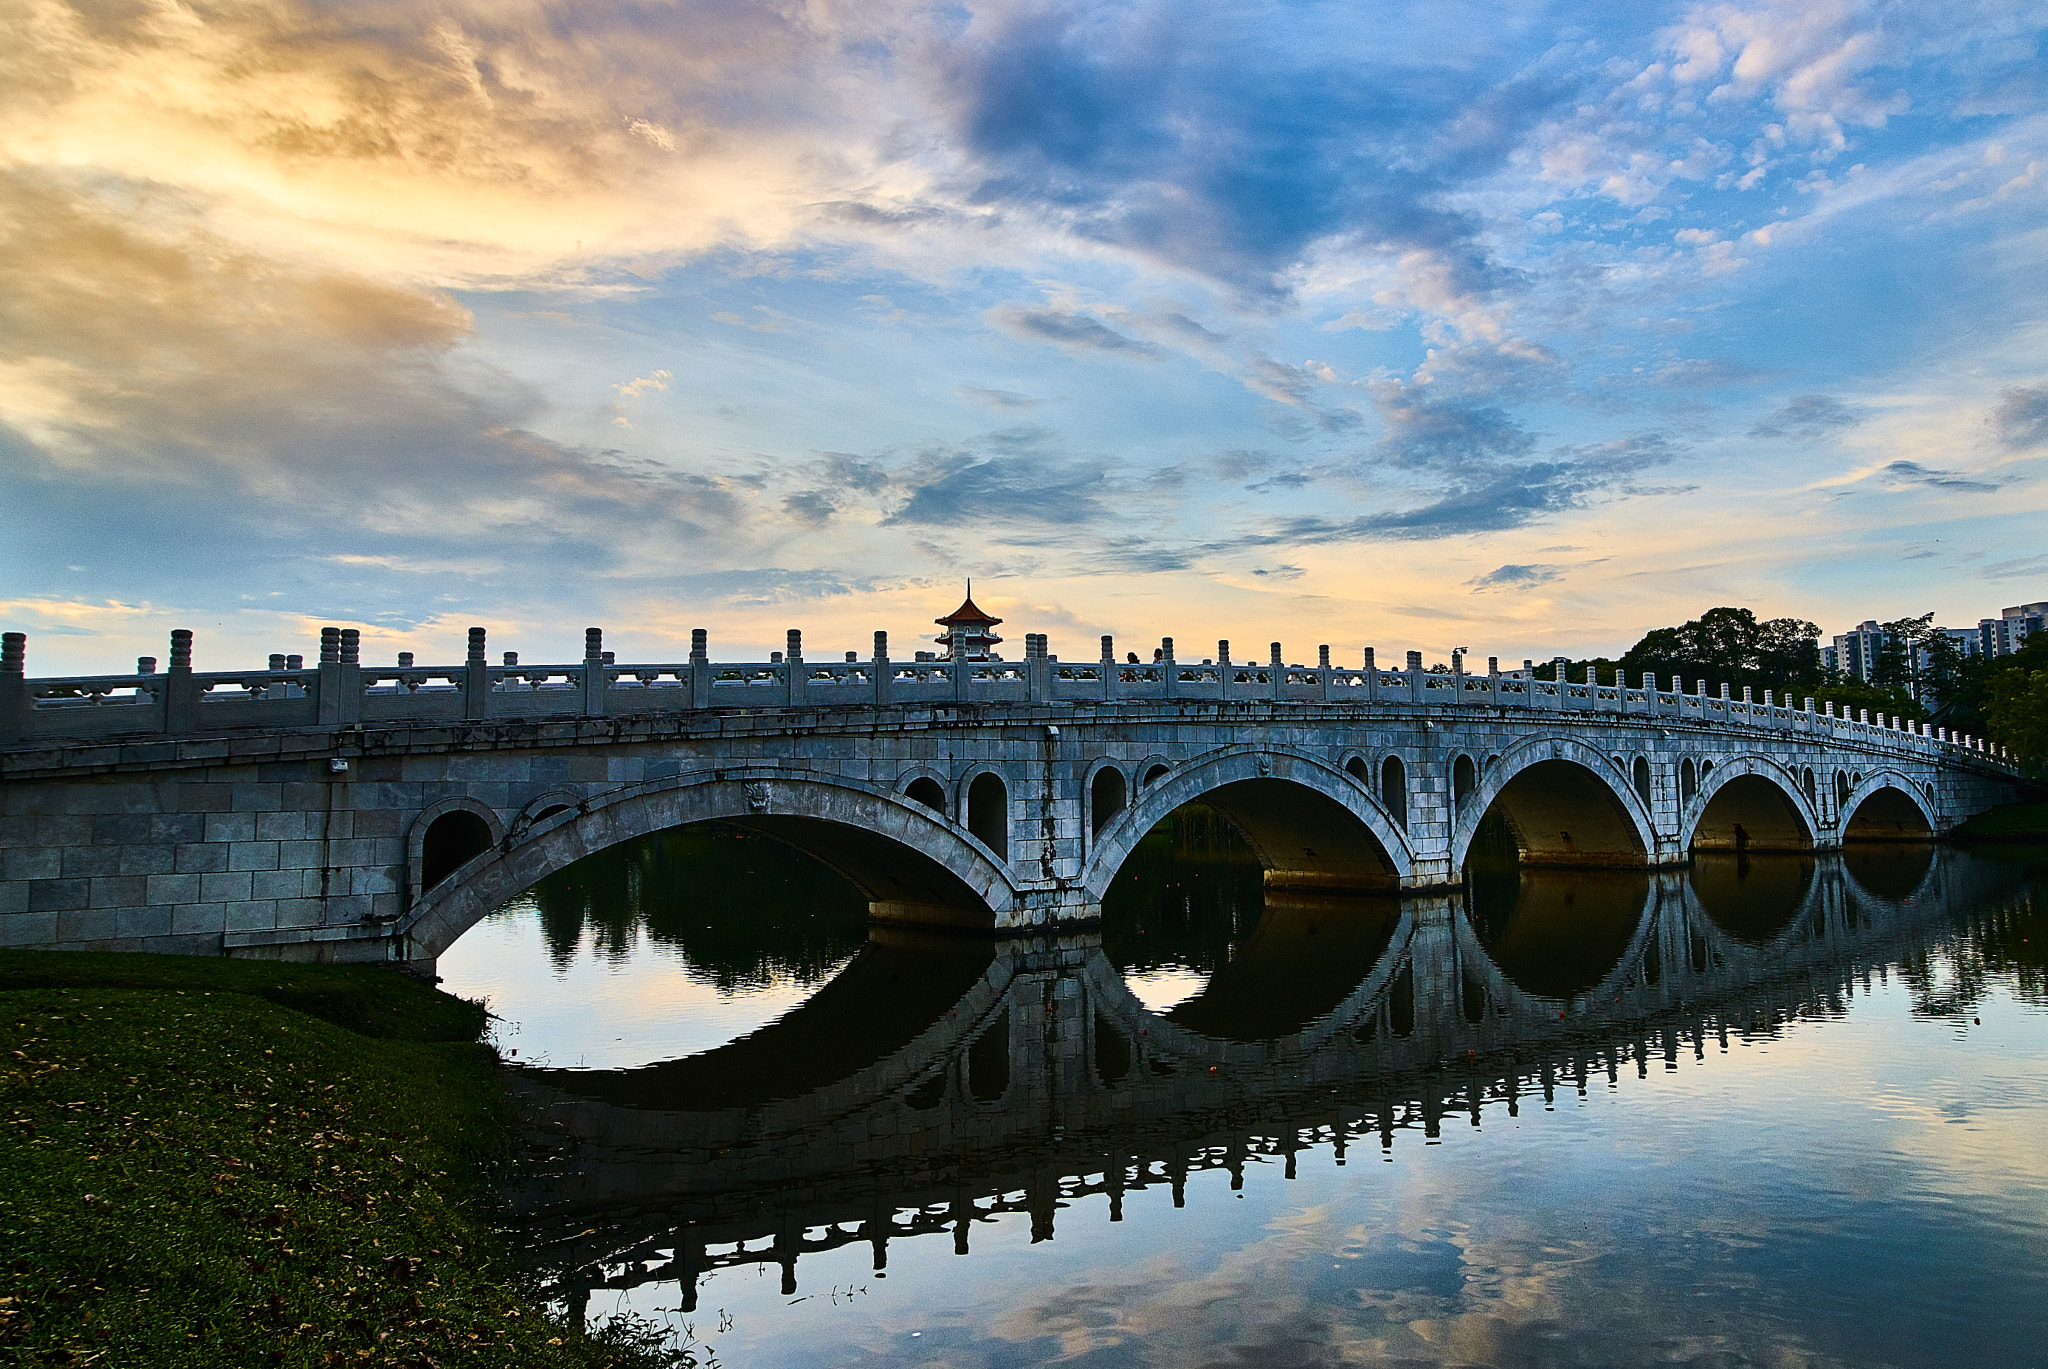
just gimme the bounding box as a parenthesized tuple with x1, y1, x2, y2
(1830, 620, 1886, 682)
(1978, 602, 2047, 658)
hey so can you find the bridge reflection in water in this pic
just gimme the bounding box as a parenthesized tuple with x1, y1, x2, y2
(478, 818, 2037, 1336)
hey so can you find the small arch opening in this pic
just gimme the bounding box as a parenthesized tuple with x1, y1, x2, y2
(1380, 755, 1408, 827)
(1142, 763, 1172, 789)
(533, 804, 572, 822)
(1834, 771, 1852, 809)
(1802, 768, 1816, 803)
(1091, 766, 1128, 837)
(1345, 755, 1370, 783)
(1631, 755, 1653, 807)
(1453, 754, 1477, 806)
(968, 771, 1010, 861)
(1680, 757, 1698, 802)
(905, 776, 946, 813)
(421, 810, 493, 890)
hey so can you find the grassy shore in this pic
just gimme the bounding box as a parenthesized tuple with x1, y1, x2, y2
(0, 951, 687, 1368)
(1951, 800, 2048, 845)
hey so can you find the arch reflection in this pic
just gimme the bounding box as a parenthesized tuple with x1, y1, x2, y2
(1689, 853, 1815, 946)
(1464, 868, 1649, 1001)
(1845, 842, 1937, 902)
(492, 846, 2037, 1325)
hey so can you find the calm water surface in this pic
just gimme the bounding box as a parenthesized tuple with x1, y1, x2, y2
(439, 824, 2048, 1369)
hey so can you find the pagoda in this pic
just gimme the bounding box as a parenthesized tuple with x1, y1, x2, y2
(934, 583, 1004, 661)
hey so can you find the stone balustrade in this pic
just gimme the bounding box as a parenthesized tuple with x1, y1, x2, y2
(0, 625, 2016, 768)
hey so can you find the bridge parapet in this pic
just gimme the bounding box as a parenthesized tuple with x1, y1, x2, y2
(0, 627, 2017, 772)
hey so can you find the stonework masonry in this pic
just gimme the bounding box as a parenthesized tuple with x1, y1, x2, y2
(0, 627, 2021, 969)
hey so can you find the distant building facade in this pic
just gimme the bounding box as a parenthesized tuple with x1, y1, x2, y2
(1976, 602, 2047, 659)
(1826, 599, 2042, 701)
(1830, 621, 1887, 683)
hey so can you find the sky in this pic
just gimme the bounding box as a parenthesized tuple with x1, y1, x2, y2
(4, 0, 2047, 674)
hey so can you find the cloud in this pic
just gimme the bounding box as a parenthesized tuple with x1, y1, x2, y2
(1980, 552, 2048, 581)
(1367, 387, 1537, 472)
(1468, 563, 1564, 592)
(1651, 358, 1774, 388)
(1748, 394, 1863, 439)
(937, 1, 1553, 298)
(1992, 385, 2048, 450)
(1876, 460, 2000, 494)
(0, 171, 760, 612)
(989, 306, 1165, 359)
(883, 447, 1115, 528)
(957, 384, 1042, 410)
(614, 370, 673, 398)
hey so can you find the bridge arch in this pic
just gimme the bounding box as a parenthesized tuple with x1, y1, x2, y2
(1448, 736, 1660, 872)
(401, 770, 1022, 961)
(1841, 771, 1937, 841)
(1680, 756, 1818, 852)
(1079, 746, 1415, 900)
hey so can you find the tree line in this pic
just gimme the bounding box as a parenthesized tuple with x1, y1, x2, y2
(1553, 607, 2048, 773)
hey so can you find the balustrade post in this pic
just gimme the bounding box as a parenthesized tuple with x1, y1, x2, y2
(335, 628, 362, 724)
(688, 629, 710, 708)
(784, 629, 802, 707)
(1217, 640, 1232, 702)
(313, 627, 342, 725)
(1318, 644, 1332, 702)
(1363, 647, 1378, 702)
(1490, 656, 1502, 707)
(1026, 633, 1049, 702)
(869, 631, 891, 706)
(1, 632, 24, 743)
(1099, 635, 1116, 702)
(463, 627, 490, 720)
(1270, 642, 1285, 702)
(950, 632, 968, 702)
(163, 629, 198, 734)
(1161, 638, 1176, 699)
(1406, 650, 1424, 704)
(581, 628, 607, 717)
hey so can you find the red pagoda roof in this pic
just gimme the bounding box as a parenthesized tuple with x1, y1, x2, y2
(935, 590, 1002, 627)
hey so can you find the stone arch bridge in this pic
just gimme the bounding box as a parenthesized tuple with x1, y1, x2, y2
(0, 624, 2019, 966)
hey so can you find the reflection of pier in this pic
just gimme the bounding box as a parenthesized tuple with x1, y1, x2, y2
(502, 847, 2023, 1316)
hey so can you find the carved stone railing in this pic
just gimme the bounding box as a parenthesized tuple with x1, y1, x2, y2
(0, 624, 2017, 768)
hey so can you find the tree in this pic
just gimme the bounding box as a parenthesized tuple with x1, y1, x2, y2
(1614, 607, 1823, 699)
(1872, 612, 1958, 705)
(1986, 669, 2048, 771)
(1814, 679, 1925, 724)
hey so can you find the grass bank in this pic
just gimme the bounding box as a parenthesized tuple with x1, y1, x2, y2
(1952, 801, 2048, 845)
(0, 951, 688, 1368)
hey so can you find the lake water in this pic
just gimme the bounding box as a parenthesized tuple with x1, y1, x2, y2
(439, 824, 2048, 1369)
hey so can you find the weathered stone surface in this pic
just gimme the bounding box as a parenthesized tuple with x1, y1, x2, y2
(0, 693, 2020, 964)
